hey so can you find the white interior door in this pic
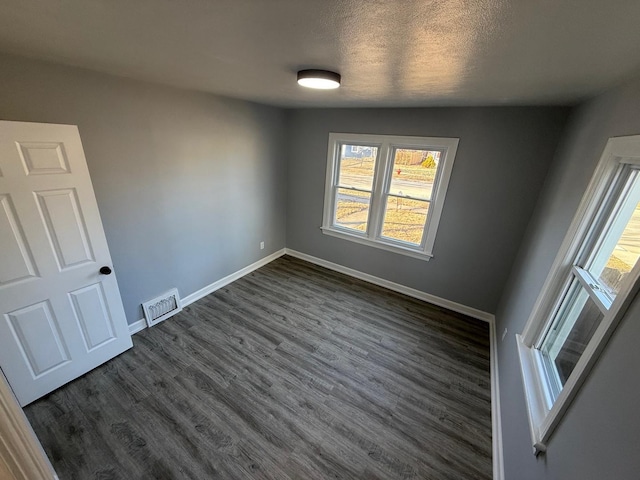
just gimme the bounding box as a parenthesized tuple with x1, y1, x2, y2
(0, 121, 132, 406)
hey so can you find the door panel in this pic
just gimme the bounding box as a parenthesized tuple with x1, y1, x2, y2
(17, 141, 71, 176)
(35, 188, 94, 269)
(0, 121, 132, 406)
(0, 194, 39, 285)
(6, 300, 70, 377)
(69, 283, 116, 351)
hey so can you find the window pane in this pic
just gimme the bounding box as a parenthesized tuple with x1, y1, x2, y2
(388, 149, 440, 200)
(541, 281, 604, 388)
(334, 188, 370, 233)
(380, 196, 429, 245)
(597, 200, 640, 296)
(337, 145, 378, 191)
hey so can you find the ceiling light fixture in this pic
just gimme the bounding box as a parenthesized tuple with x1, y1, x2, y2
(297, 69, 341, 89)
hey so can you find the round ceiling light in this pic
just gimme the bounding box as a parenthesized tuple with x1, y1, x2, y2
(297, 69, 341, 89)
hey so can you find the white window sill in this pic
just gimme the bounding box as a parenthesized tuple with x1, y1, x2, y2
(320, 226, 433, 261)
(517, 331, 597, 457)
(516, 334, 552, 455)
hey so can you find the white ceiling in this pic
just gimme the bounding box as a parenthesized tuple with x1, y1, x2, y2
(1, 0, 640, 107)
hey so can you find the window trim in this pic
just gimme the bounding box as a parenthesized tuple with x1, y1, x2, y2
(517, 135, 640, 455)
(321, 132, 459, 260)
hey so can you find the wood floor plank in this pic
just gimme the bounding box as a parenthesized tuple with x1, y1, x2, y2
(24, 255, 492, 479)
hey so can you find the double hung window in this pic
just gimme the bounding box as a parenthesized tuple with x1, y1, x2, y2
(321, 133, 458, 260)
(518, 135, 640, 453)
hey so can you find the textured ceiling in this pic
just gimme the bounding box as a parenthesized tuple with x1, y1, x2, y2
(1, 0, 640, 107)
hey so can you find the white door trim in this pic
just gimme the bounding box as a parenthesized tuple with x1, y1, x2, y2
(0, 370, 57, 480)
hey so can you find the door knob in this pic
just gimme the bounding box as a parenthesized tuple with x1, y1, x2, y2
(99, 266, 112, 275)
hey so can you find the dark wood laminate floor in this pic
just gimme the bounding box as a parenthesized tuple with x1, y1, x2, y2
(24, 255, 492, 480)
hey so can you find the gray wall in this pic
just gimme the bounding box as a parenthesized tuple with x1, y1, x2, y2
(285, 107, 569, 314)
(495, 79, 640, 479)
(0, 52, 287, 325)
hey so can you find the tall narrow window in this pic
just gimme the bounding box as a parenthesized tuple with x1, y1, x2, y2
(322, 133, 458, 260)
(517, 135, 640, 454)
(381, 148, 438, 246)
(538, 170, 640, 397)
(333, 144, 379, 233)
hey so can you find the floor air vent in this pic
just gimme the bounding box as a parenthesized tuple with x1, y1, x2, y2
(142, 288, 182, 327)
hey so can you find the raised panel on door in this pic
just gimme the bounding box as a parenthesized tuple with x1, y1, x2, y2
(34, 188, 94, 270)
(5, 300, 71, 378)
(16, 141, 71, 176)
(0, 194, 39, 286)
(69, 283, 116, 351)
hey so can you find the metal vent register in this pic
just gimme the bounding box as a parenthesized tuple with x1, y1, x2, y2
(142, 288, 182, 327)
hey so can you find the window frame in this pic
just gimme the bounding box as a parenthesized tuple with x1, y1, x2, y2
(321, 132, 459, 260)
(517, 135, 640, 455)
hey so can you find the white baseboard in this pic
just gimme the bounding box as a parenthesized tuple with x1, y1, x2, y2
(284, 248, 494, 323)
(182, 248, 286, 306)
(129, 248, 287, 335)
(128, 318, 147, 335)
